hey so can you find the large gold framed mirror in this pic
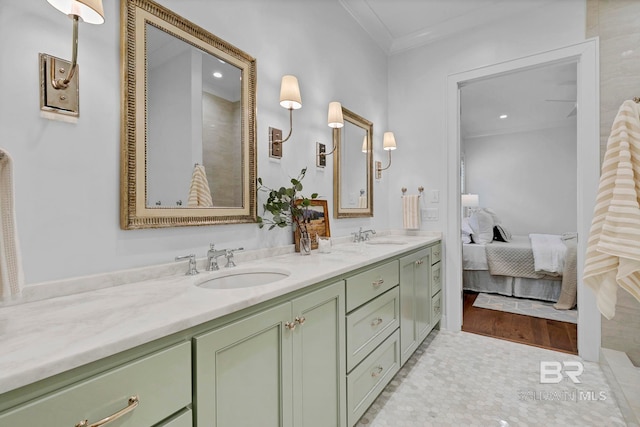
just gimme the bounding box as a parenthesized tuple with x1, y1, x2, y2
(120, 0, 257, 229)
(333, 107, 373, 218)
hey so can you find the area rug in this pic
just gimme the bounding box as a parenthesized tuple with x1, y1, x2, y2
(472, 293, 577, 324)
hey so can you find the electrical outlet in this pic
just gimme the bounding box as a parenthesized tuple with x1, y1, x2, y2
(421, 209, 429, 221)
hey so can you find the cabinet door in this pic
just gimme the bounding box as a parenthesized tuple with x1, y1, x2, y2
(194, 303, 293, 427)
(399, 248, 431, 366)
(292, 281, 346, 427)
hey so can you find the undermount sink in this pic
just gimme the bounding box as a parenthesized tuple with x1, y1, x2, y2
(196, 268, 290, 290)
(365, 239, 408, 245)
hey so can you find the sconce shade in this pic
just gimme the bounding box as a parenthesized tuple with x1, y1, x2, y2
(383, 132, 397, 151)
(327, 102, 344, 128)
(47, 0, 105, 24)
(362, 135, 368, 153)
(279, 75, 302, 110)
(461, 194, 479, 207)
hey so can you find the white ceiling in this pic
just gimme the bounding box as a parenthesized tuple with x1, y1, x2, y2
(339, 0, 576, 137)
(339, 0, 554, 55)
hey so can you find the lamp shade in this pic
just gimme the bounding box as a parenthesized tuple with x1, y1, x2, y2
(362, 135, 369, 153)
(461, 194, 479, 207)
(383, 132, 397, 151)
(47, 0, 105, 24)
(279, 75, 302, 110)
(327, 102, 344, 128)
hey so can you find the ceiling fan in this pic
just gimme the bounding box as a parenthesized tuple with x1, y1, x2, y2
(545, 99, 577, 117)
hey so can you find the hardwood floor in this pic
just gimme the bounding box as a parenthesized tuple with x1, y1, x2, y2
(462, 291, 578, 355)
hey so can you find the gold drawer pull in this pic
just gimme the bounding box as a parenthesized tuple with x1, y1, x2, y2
(434, 251, 440, 258)
(371, 365, 384, 378)
(415, 260, 423, 266)
(75, 395, 139, 427)
(285, 321, 296, 331)
(295, 316, 306, 326)
(372, 278, 384, 288)
(433, 271, 440, 281)
(370, 317, 383, 327)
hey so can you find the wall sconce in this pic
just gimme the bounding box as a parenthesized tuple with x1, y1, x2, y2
(361, 135, 369, 153)
(269, 75, 302, 158)
(40, 0, 104, 120)
(375, 131, 397, 179)
(316, 101, 343, 167)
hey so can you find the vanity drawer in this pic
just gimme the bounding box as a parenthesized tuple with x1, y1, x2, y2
(432, 291, 442, 322)
(346, 260, 399, 312)
(347, 330, 401, 427)
(0, 342, 191, 427)
(431, 262, 442, 296)
(431, 243, 442, 264)
(346, 287, 400, 372)
(160, 408, 193, 427)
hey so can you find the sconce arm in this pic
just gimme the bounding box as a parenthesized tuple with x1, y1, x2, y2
(378, 150, 393, 172)
(274, 108, 294, 144)
(51, 15, 79, 90)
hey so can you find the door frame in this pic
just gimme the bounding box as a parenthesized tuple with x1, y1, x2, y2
(444, 39, 601, 361)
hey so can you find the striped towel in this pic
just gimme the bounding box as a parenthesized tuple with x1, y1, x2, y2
(187, 164, 213, 207)
(0, 149, 24, 299)
(402, 195, 420, 230)
(584, 100, 640, 319)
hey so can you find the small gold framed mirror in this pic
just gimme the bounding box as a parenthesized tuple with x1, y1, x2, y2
(120, 0, 257, 229)
(333, 107, 373, 218)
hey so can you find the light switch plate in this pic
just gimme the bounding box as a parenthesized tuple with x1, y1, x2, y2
(430, 190, 440, 203)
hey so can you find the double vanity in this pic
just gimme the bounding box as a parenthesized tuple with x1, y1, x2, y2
(0, 234, 441, 426)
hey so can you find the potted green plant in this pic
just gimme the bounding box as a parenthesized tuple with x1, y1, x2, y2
(257, 167, 318, 254)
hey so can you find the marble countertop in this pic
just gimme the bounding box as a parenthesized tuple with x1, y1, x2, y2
(0, 233, 440, 395)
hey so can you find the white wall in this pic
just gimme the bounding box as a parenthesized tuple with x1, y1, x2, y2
(386, 1, 586, 232)
(463, 124, 578, 235)
(0, 0, 388, 284)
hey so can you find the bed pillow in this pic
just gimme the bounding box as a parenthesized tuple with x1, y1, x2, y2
(493, 225, 512, 242)
(469, 209, 494, 244)
(461, 217, 474, 244)
(482, 208, 502, 225)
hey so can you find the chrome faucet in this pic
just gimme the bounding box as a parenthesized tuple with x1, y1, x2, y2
(207, 244, 244, 270)
(352, 227, 376, 242)
(207, 244, 227, 271)
(175, 254, 199, 275)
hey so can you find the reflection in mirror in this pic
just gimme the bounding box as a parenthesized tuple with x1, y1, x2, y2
(121, 0, 256, 229)
(146, 25, 242, 208)
(333, 107, 373, 218)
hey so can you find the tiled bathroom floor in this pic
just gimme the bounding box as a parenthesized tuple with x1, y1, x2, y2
(356, 330, 627, 427)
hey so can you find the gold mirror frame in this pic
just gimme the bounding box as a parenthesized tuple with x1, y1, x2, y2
(120, 0, 257, 229)
(333, 107, 373, 218)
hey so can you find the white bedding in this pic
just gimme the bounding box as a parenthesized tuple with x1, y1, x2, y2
(529, 233, 567, 274)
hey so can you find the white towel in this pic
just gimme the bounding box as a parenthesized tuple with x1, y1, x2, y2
(402, 195, 420, 230)
(584, 100, 640, 319)
(529, 233, 567, 274)
(187, 164, 213, 207)
(0, 149, 24, 299)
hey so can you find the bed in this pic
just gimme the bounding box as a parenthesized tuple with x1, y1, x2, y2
(463, 234, 577, 308)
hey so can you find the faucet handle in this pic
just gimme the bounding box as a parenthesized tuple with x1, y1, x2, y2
(175, 254, 199, 275)
(225, 248, 244, 268)
(209, 243, 216, 250)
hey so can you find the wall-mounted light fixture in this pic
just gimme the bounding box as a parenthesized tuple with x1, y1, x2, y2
(269, 75, 302, 158)
(40, 0, 105, 120)
(375, 131, 397, 179)
(316, 101, 344, 167)
(361, 135, 369, 153)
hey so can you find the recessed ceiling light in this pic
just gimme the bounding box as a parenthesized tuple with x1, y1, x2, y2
(499, 114, 508, 119)
(213, 72, 223, 78)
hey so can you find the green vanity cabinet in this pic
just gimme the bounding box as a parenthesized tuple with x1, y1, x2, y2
(194, 281, 346, 427)
(399, 247, 432, 366)
(0, 342, 192, 427)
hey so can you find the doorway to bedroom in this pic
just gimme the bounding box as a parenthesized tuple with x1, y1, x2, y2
(459, 60, 579, 354)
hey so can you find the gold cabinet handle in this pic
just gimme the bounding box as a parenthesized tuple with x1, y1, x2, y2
(370, 365, 384, 378)
(370, 317, 383, 327)
(295, 316, 306, 326)
(371, 278, 384, 288)
(434, 251, 440, 258)
(75, 396, 139, 427)
(415, 260, 424, 266)
(285, 321, 296, 331)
